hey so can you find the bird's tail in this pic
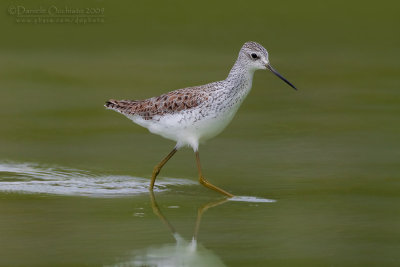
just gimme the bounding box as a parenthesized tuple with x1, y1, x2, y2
(104, 99, 119, 109)
(104, 99, 141, 115)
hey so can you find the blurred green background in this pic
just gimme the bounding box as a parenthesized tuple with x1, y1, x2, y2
(1, 0, 399, 266)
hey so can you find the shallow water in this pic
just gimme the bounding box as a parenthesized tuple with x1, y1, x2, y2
(0, 162, 196, 197)
(1, 160, 399, 266)
(1, 0, 400, 266)
(0, 162, 275, 202)
(0, 162, 279, 266)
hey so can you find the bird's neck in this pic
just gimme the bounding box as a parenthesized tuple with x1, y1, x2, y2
(225, 60, 255, 96)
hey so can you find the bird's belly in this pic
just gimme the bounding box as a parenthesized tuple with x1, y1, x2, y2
(195, 110, 236, 142)
(128, 103, 240, 149)
(180, 104, 240, 145)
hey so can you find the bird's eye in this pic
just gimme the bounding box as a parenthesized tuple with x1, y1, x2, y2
(251, 53, 258, 59)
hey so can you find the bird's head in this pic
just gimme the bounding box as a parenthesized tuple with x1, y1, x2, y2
(239, 41, 297, 90)
(239, 41, 270, 71)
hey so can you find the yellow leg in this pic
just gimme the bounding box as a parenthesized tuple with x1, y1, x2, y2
(195, 151, 234, 197)
(150, 147, 177, 190)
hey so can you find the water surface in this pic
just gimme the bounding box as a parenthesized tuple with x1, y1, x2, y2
(1, 0, 399, 266)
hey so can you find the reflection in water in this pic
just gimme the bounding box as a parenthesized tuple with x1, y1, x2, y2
(112, 192, 228, 267)
(0, 162, 195, 197)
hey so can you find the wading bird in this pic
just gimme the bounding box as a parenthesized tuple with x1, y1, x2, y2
(105, 41, 297, 197)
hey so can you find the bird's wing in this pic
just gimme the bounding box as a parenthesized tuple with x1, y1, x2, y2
(105, 86, 209, 120)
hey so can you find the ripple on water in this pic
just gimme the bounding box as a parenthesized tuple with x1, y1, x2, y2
(228, 196, 276, 203)
(0, 162, 196, 197)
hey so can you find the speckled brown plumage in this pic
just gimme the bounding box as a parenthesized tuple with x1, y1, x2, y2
(105, 85, 214, 120)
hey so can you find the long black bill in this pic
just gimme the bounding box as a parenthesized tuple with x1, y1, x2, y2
(267, 64, 297, 91)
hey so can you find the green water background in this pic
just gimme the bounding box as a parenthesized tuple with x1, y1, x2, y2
(1, 0, 399, 266)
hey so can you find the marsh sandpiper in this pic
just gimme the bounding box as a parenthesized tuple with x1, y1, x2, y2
(105, 41, 297, 197)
